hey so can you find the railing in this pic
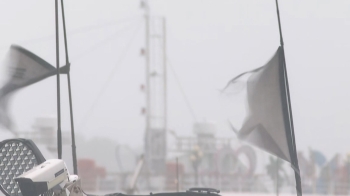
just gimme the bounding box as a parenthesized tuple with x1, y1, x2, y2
(75, 171, 350, 196)
(169, 137, 233, 153)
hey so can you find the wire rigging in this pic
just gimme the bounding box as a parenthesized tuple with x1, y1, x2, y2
(166, 58, 198, 122)
(18, 17, 141, 46)
(78, 23, 143, 130)
(70, 19, 142, 63)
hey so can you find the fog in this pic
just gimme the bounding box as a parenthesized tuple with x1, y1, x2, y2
(0, 0, 350, 194)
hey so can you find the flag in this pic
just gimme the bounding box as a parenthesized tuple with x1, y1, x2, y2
(223, 46, 301, 194)
(0, 45, 68, 131)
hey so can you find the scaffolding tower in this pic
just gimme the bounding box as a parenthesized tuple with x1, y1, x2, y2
(142, 0, 167, 175)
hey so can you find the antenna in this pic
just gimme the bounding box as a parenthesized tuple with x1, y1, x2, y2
(55, 0, 62, 160)
(54, 0, 78, 173)
(60, 0, 78, 175)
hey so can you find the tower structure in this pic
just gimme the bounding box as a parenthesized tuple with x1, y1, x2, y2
(142, 0, 167, 174)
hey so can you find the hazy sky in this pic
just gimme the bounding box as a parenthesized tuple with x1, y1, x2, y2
(0, 0, 350, 160)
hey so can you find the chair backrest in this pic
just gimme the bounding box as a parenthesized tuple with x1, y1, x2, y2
(0, 138, 46, 196)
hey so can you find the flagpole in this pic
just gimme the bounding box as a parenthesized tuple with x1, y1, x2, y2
(55, 0, 62, 160)
(275, 0, 302, 195)
(60, 0, 78, 175)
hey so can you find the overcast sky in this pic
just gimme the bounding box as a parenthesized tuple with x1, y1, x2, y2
(0, 0, 350, 160)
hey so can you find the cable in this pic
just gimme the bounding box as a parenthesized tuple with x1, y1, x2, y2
(18, 17, 141, 46)
(78, 23, 143, 130)
(70, 20, 142, 63)
(166, 58, 198, 122)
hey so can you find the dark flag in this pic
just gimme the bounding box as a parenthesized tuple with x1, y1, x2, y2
(223, 47, 302, 195)
(0, 45, 68, 131)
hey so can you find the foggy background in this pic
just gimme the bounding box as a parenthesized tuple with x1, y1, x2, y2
(0, 0, 350, 194)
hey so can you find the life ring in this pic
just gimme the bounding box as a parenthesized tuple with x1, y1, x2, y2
(216, 145, 256, 178)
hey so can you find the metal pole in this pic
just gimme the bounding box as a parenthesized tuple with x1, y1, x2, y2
(275, 0, 302, 195)
(275, 0, 284, 47)
(163, 16, 167, 161)
(145, 1, 150, 136)
(60, 0, 78, 175)
(143, 0, 151, 173)
(55, 0, 62, 159)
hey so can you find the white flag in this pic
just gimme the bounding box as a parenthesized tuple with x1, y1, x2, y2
(224, 47, 302, 196)
(224, 47, 298, 170)
(0, 45, 68, 131)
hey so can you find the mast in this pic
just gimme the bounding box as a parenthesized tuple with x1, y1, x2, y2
(142, 0, 167, 175)
(145, 0, 151, 152)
